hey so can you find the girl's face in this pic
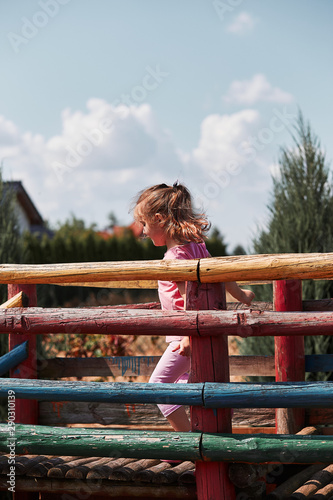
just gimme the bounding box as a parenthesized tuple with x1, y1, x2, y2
(135, 203, 166, 247)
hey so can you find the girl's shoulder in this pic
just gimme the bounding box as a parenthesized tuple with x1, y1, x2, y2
(164, 241, 210, 260)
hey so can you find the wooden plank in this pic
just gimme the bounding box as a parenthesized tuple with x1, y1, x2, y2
(0, 477, 197, 498)
(0, 378, 203, 405)
(37, 402, 333, 428)
(0, 425, 202, 461)
(2, 424, 333, 463)
(201, 433, 333, 463)
(38, 354, 275, 379)
(199, 253, 333, 283)
(58, 279, 159, 289)
(39, 356, 160, 378)
(0, 291, 25, 308)
(3, 378, 332, 408)
(38, 354, 333, 380)
(8, 284, 38, 427)
(0, 307, 198, 337)
(0, 259, 199, 284)
(39, 401, 169, 426)
(3, 307, 333, 337)
(274, 280, 305, 434)
(2, 252, 333, 285)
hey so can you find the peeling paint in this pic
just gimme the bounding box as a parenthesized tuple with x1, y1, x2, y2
(109, 355, 155, 376)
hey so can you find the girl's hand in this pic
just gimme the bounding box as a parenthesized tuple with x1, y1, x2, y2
(242, 289, 255, 306)
(172, 337, 191, 357)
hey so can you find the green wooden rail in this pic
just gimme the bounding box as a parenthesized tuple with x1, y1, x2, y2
(1, 424, 332, 464)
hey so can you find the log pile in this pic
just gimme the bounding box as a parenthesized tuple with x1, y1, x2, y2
(0, 453, 196, 498)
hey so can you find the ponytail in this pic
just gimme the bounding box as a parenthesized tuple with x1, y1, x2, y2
(133, 183, 210, 244)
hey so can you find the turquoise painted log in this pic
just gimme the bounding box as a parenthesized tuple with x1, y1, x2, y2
(0, 424, 201, 461)
(203, 381, 333, 408)
(0, 341, 28, 376)
(0, 424, 333, 463)
(0, 378, 203, 405)
(0, 379, 332, 408)
(201, 433, 333, 463)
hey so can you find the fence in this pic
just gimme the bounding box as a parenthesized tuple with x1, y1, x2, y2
(0, 252, 333, 499)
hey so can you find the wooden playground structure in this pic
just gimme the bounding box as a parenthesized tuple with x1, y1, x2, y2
(0, 252, 333, 499)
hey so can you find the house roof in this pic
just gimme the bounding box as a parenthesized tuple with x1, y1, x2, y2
(4, 181, 44, 226)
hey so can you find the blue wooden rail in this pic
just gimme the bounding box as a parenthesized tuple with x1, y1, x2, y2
(0, 341, 28, 377)
(1, 378, 332, 408)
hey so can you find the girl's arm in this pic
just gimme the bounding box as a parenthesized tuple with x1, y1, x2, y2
(226, 282, 255, 306)
(179, 280, 255, 307)
(172, 281, 190, 356)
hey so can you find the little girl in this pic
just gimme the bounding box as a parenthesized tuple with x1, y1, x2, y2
(133, 182, 254, 432)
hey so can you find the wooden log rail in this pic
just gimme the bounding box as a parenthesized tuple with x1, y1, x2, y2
(1, 252, 333, 284)
(37, 353, 333, 379)
(0, 379, 332, 408)
(1, 424, 333, 464)
(1, 308, 333, 337)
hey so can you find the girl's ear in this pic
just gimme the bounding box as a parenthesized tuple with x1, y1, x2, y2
(155, 213, 164, 224)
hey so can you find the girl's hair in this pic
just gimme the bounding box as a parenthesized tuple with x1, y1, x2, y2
(133, 183, 211, 244)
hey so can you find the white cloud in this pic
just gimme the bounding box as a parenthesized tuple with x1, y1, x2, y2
(0, 101, 185, 229)
(192, 109, 260, 172)
(0, 103, 284, 249)
(223, 74, 294, 105)
(227, 12, 257, 35)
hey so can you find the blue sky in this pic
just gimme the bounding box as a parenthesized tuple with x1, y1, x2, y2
(1, 0, 332, 251)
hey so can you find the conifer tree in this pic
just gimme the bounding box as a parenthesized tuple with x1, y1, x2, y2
(241, 112, 333, 379)
(0, 167, 21, 301)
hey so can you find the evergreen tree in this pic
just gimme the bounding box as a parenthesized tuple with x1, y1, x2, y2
(0, 169, 21, 272)
(241, 112, 333, 380)
(206, 227, 228, 257)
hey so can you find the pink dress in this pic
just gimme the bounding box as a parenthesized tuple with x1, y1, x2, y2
(149, 241, 210, 417)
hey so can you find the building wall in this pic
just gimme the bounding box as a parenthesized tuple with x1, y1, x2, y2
(14, 200, 31, 234)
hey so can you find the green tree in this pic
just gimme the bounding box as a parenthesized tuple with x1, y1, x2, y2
(241, 112, 333, 380)
(206, 227, 228, 257)
(0, 171, 21, 269)
(0, 168, 21, 303)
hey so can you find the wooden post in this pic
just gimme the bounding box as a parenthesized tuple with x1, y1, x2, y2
(187, 282, 235, 500)
(274, 280, 305, 434)
(8, 284, 38, 425)
(8, 285, 39, 500)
